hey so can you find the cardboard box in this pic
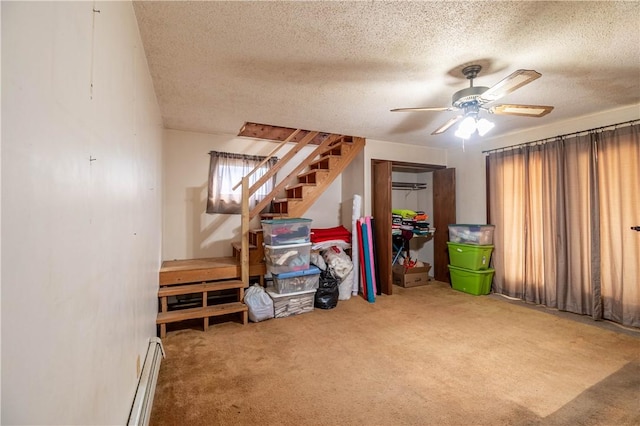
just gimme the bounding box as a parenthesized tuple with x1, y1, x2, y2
(393, 264, 431, 288)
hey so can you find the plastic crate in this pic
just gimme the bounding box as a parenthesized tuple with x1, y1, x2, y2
(266, 288, 316, 318)
(263, 242, 311, 275)
(447, 242, 494, 270)
(261, 218, 312, 245)
(272, 266, 321, 294)
(448, 224, 495, 245)
(448, 264, 495, 295)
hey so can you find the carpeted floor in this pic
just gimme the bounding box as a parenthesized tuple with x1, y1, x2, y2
(150, 281, 640, 426)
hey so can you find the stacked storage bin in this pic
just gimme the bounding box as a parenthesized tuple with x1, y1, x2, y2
(447, 224, 495, 295)
(261, 218, 319, 317)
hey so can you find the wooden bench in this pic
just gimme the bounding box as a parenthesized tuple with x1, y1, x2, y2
(157, 279, 248, 338)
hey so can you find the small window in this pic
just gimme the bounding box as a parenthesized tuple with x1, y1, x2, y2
(206, 151, 277, 214)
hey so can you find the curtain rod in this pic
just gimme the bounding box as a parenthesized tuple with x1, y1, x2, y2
(482, 119, 639, 154)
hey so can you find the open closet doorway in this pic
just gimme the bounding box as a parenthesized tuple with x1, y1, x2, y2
(372, 160, 456, 295)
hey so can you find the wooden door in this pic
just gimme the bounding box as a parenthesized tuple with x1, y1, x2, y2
(372, 160, 393, 295)
(433, 168, 456, 282)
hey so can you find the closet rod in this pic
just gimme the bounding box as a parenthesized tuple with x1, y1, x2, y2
(482, 119, 639, 155)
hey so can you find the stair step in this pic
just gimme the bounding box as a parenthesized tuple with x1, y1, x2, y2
(156, 302, 248, 325)
(158, 280, 245, 298)
(232, 241, 264, 264)
(231, 241, 258, 251)
(319, 141, 351, 157)
(160, 256, 266, 285)
(285, 183, 315, 199)
(261, 212, 289, 219)
(298, 169, 329, 184)
(249, 228, 263, 246)
(272, 198, 305, 214)
(309, 155, 339, 170)
(273, 198, 302, 203)
(271, 199, 288, 214)
(286, 183, 315, 190)
(323, 135, 352, 148)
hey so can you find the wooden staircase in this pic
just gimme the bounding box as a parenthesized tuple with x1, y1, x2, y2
(232, 229, 265, 264)
(261, 135, 366, 219)
(156, 230, 265, 338)
(156, 124, 365, 337)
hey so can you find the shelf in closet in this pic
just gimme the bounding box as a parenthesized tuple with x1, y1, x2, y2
(391, 181, 427, 190)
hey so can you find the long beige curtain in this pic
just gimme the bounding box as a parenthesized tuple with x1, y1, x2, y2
(488, 122, 639, 327)
(597, 124, 640, 325)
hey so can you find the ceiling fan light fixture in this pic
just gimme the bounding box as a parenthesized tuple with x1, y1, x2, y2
(454, 128, 472, 139)
(454, 116, 494, 139)
(476, 118, 495, 136)
(458, 116, 477, 133)
(391, 65, 553, 137)
(454, 116, 476, 139)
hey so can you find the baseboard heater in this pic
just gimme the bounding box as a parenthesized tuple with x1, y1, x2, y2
(128, 337, 165, 426)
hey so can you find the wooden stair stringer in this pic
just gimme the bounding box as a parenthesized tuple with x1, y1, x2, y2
(286, 136, 365, 218)
(249, 133, 344, 219)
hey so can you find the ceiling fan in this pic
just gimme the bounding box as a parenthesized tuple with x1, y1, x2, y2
(391, 65, 554, 137)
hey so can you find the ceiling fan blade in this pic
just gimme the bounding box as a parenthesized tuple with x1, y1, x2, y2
(390, 106, 455, 112)
(489, 104, 554, 117)
(479, 69, 542, 103)
(431, 115, 463, 135)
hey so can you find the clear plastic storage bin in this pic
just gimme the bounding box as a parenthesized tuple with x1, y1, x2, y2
(448, 224, 495, 245)
(263, 242, 311, 275)
(272, 266, 321, 294)
(261, 218, 312, 245)
(266, 288, 316, 318)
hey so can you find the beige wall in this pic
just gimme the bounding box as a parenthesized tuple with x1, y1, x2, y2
(2, 2, 163, 424)
(339, 148, 365, 232)
(163, 133, 448, 264)
(447, 104, 640, 225)
(163, 129, 342, 260)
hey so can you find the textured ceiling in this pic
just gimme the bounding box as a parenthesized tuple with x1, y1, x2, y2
(133, 1, 640, 148)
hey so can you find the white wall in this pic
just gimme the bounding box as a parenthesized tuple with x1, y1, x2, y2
(1, 2, 163, 424)
(163, 129, 342, 260)
(340, 148, 365, 229)
(447, 104, 640, 225)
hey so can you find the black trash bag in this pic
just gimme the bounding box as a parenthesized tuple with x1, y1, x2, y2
(315, 269, 339, 309)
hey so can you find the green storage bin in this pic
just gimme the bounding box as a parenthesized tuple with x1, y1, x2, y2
(448, 264, 494, 295)
(447, 242, 493, 270)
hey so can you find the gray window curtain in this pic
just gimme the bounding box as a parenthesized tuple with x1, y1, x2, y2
(488, 123, 639, 327)
(206, 151, 277, 214)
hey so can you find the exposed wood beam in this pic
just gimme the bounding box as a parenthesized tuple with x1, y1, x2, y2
(238, 122, 332, 145)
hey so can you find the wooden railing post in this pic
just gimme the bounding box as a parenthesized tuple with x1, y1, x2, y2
(241, 176, 249, 286)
